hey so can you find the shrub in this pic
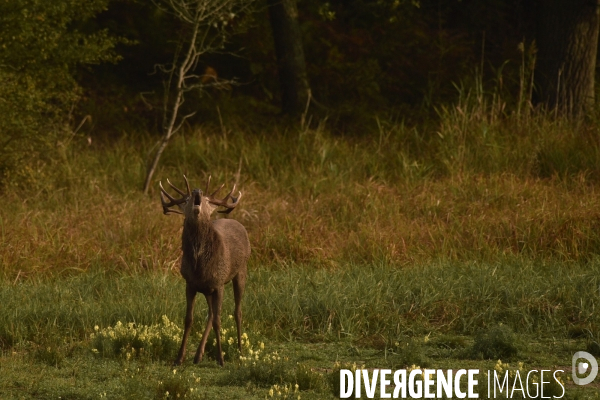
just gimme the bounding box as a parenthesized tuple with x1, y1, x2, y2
(294, 363, 327, 392)
(204, 314, 252, 362)
(156, 369, 198, 400)
(400, 336, 431, 366)
(0, 0, 123, 188)
(90, 315, 182, 361)
(470, 324, 518, 360)
(264, 383, 301, 400)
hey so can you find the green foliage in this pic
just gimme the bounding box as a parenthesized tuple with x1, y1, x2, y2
(90, 315, 182, 361)
(587, 340, 600, 356)
(430, 334, 469, 350)
(34, 344, 64, 368)
(234, 348, 291, 386)
(392, 336, 431, 367)
(0, 0, 119, 70)
(264, 383, 301, 400)
(156, 369, 199, 400)
(535, 130, 600, 180)
(328, 361, 364, 398)
(294, 363, 328, 392)
(204, 314, 253, 362)
(470, 324, 519, 360)
(0, 0, 122, 187)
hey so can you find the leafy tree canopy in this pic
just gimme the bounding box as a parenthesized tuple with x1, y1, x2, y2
(0, 0, 124, 187)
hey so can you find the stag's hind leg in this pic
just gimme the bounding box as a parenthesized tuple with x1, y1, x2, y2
(194, 293, 213, 364)
(232, 272, 246, 353)
(174, 283, 196, 366)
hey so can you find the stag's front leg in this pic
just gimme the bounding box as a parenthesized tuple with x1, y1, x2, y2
(233, 273, 246, 354)
(211, 287, 225, 366)
(174, 283, 196, 366)
(194, 294, 213, 363)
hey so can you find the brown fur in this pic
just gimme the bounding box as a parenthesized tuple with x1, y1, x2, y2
(172, 187, 250, 366)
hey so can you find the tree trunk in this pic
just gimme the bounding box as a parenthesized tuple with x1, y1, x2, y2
(534, 0, 600, 120)
(267, 0, 310, 115)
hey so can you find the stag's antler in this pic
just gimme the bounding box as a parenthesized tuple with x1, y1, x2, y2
(205, 175, 242, 214)
(160, 175, 191, 215)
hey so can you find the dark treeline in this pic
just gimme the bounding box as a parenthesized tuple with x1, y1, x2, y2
(83, 0, 598, 123)
(0, 0, 598, 186)
(85, 0, 537, 128)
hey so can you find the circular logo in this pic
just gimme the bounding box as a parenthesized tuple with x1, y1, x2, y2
(572, 351, 598, 385)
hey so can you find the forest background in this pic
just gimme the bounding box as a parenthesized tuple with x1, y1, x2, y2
(2, 0, 600, 399)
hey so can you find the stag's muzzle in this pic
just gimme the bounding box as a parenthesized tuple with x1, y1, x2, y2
(193, 190, 202, 214)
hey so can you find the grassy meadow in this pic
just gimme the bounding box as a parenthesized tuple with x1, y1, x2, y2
(2, 95, 600, 398)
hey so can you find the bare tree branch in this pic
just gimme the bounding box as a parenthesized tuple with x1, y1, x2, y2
(143, 0, 256, 194)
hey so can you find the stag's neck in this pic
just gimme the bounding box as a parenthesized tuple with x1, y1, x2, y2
(182, 217, 217, 268)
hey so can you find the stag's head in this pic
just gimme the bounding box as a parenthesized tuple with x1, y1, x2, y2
(160, 175, 242, 221)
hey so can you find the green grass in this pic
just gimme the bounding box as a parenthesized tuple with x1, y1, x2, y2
(1, 261, 600, 398)
(3, 336, 595, 399)
(2, 259, 599, 348)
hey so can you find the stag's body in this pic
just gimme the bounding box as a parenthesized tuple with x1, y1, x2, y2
(161, 176, 250, 366)
(180, 218, 249, 293)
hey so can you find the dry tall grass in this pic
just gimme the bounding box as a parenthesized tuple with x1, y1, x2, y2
(1, 100, 600, 280)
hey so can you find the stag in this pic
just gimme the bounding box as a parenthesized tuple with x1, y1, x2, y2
(160, 175, 250, 366)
